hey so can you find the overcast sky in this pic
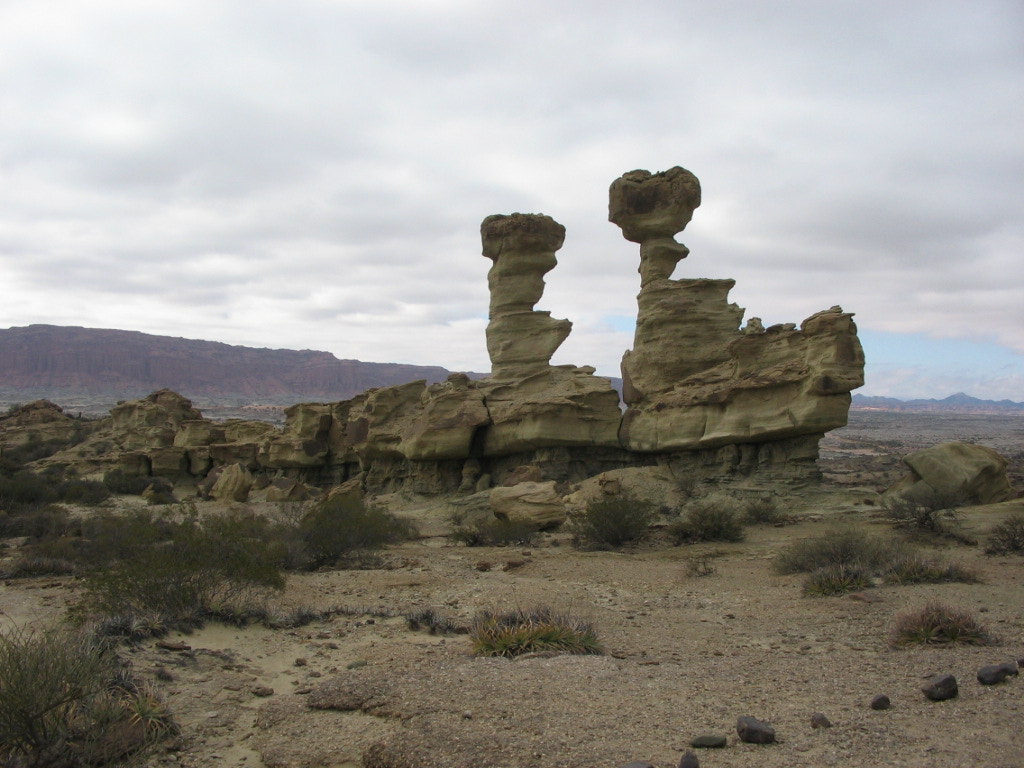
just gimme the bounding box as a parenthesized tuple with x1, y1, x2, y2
(1, 0, 1021, 400)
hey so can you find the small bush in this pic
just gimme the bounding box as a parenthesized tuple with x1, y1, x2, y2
(985, 513, 1024, 555)
(449, 517, 539, 547)
(802, 563, 874, 596)
(743, 495, 786, 525)
(774, 527, 905, 575)
(882, 489, 966, 539)
(102, 468, 153, 496)
(884, 553, 980, 585)
(684, 555, 717, 577)
(890, 602, 996, 646)
(569, 492, 657, 550)
(668, 494, 745, 544)
(470, 606, 603, 657)
(0, 555, 78, 578)
(297, 494, 415, 569)
(57, 478, 110, 506)
(0, 471, 58, 511)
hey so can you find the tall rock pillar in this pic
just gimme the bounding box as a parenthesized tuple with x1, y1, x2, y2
(481, 213, 572, 380)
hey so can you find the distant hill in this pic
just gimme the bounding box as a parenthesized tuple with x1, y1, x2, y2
(852, 392, 1024, 414)
(0, 324, 478, 405)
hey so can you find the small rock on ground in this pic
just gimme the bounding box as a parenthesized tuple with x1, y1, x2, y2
(690, 734, 727, 749)
(977, 661, 1019, 685)
(810, 713, 832, 728)
(922, 673, 958, 701)
(869, 694, 891, 710)
(678, 751, 699, 768)
(736, 715, 776, 744)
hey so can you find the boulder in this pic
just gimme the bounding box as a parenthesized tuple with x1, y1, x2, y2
(489, 481, 567, 529)
(265, 477, 313, 502)
(209, 462, 254, 502)
(891, 442, 1013, 505)
(109, 389, 202, 450)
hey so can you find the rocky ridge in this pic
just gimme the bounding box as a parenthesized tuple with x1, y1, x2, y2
(6, 166, 866, 501)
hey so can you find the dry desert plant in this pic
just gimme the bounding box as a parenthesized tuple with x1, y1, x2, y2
(569, 491, 657, 550)
(448, 516, 539, 547)
(985, 513, 1024, 555)
(470, 606, 603, 658)
(668, 494, 745, 544)
(890, 602, 996, 647)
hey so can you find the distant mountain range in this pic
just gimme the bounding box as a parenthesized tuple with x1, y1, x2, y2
(0, 324, 479, 405)
(852, 392, 1024, 414)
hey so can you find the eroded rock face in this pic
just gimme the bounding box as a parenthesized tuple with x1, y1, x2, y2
(481, 214, 571, 380)
(889, 442, 1013, 505)
(611, 167, 864, 456)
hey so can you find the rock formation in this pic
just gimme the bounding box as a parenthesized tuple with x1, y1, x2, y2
(611, 167, 865, 482)
(15, 166, 868, 502)
(888, 442, 1013, 505)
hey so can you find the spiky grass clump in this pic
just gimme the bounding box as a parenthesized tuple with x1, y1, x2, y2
(890, 602, 996, 647)
(406, 608, 464, 635)
(774, 527, 905, 575)
(802, 563, 874, 596)
(470, 607, 603, 658)
(985, 513, 1024, 555)
(569, 492, 657, 550)
(884, 553, 980, 585)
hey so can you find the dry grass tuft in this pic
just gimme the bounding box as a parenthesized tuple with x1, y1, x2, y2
(890, 602, 996, 647)
(470, 607, 603, 658)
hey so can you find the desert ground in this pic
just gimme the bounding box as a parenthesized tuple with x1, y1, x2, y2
(2, 410, 1023, 768)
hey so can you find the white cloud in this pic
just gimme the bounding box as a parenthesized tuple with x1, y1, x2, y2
(1, 0, 1022, 398)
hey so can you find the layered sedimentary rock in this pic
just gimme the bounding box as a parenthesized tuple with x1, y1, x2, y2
(611, 167, 865, 463)
(23, 165, 867, 499)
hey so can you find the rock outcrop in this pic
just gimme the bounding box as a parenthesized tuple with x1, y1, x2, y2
(610, 167, 865, 477)
(19, 166, 868, 502)
(888, 442, 1013, 505)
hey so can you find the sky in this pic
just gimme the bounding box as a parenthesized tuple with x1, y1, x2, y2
(1, 0, 1022, 401)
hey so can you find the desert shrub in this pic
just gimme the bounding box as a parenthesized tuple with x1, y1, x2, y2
(569, 491, 657, 550)
(882, 489, 967, 539)
(296, 494, 415, 569)
(0, 555, 77, 579)
(0, 502, 79, 540)
(890, 602, 996, 647)
(802, 563, 874, 596)
(406, 608, 464, 635)
(985, 513, 1024, 555)
(0, 625, 171, 766)
(884, 552, 980, 585)
(76, 507, 286, 625)
(684, 555, 717, 577)
(743, 495, 786, 525)
(0, 470, 58, 511)
(774, 527, 905, 574)
(102, 468, 153, 496)
(470, 606, 603, 657)
(57, 478, 110, 506)
(668, 494, 745, 544)
(449, 517, 539, 547)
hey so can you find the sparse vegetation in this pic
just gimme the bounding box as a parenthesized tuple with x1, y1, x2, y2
(569, 491, 657, 550)
(102, 467, 154, 496)
(743, 495, 787, 525)
(776, 527, 978, 595)
(297, 493, 415, 569)
(985, 513, 1024, 555)
(449, 516, 539, 547)
(668, 494, 745, 544)
(0, 625, 174, 766)
(890, 602, 996, 647)
(881, 488, 970, 541)
(470, 607, 603, 658)
(406, 608, 465, 635)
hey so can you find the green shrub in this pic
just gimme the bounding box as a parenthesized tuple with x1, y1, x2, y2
(449, 517, 539, 547)
(569, 491, 656, 550)
(985, 513, 1024, 555)
(743, 495, 786, 525)
(668, 494, 745, 543)
(57, 478, 110, 506)
(0, 625, 171, 765)
(774, 527, 905, 574)
(802, 563, 874, 596)
(470, 606, 603, 657)
(882, 489, 967, 539)
(77, 507, 286, 625)
(297, 494, 415, 569)
(102, 468, 153, 496)
(890, 602, 995, 646)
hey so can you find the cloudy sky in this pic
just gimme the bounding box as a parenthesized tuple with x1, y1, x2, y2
(1, 0, 1021, 400)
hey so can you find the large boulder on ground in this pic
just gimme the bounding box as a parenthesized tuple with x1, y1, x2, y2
(490, 481, 567, 529)
(563, 466, 683, 516)
(890, 442, 1013, 505)
(209, 462, 254, 502)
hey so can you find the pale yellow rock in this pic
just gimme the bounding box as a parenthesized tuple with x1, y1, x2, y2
(399, 377, 490, 461)
(148, 446, 189, 476)
(210, 462, 254, 502)
(490, 481, 567, 529)
(893, 442, 1013, 505)
(110, 389, 202, 450)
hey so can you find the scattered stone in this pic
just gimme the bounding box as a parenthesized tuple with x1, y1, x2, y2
(156, 641, 191, 652)
(690, 735, 727, 749)
(503, 559, 527, 571)
(678, 751, 700, 768)
(251, 685, 274, 697)
(736, 716, 776, 744)
(922, 674, 958, 701)
(978, 661, 1019, 685)
(869, 694, 891, 710)
(810, 713, 832, 729)
(475, 560, 492, 572)
(620, 762, 655, 768)
(294, 657, 308, 667)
